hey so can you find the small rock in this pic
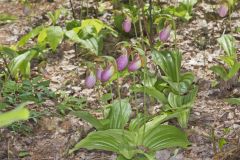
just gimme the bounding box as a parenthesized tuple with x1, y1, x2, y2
(227, 112, 234, 119)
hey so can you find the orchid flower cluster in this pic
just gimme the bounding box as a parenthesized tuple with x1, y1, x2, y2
(85, 52, 142, 88)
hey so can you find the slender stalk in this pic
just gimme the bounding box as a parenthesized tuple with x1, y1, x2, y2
(69, 0, 76, 19)
(149, 0, 153, 45)
(137, 0, 152, 47)
(110, 84, 114, 102)
(135, 0, 148, 145)
(133, 22, 138, 38)
(1, 55, 13, 80)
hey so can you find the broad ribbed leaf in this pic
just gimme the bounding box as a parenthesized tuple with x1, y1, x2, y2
(210, 65, 228, 81)
(152, 50, 181, 82)
(46, 26, 63, 51)
(132, 86, 168, 104)
(17, 26, 43, 47)
(9, 50, 36, 78)
(227, 62, 240, 80)
(0, 102, 31, 127)
(81, 19, 117, 36)
(143, 125, 189, 151)
(168, 92, 183, 108)
(217, 34, 237, 57)
(129, 113, 147, 131)
(65, 30, 82, 43)
(69, 129, 137, 159)
(138, 112, 181, 138)
(72, 111, 105, 130)
(108, 99, 131, 129)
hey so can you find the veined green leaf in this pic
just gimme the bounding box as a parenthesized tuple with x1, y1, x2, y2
(227, 62, 240, 80)
(69, 129, 137, 159)
(17, 26, 44, 47)
(152, 50, 181, 82)
(9, 50, 37, 79)
(81, 19, 117, 36)
(217, 34, 237, 57)
(210, 65, 228, 81)
(143, 125, 189, 151)
(46, 26, 63, 51)
(72, 111, 105, 130)
(108, 99, 131, 129)
(132, 86, 168, 104)
(0, 102, 31, 127)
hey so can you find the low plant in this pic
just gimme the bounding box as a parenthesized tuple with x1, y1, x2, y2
(133, 50, 198, 128)
(0, 76, 55, 107)
(70, 99, 189, 160)
(210, 34, 240, 82)
(0, 102, 30, 128)
(57, 94, 86, 115)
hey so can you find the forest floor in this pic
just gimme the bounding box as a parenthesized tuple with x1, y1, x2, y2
(0, 0, 240, 160)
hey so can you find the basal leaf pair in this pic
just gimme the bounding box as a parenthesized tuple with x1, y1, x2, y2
(70, 99, 189, 160)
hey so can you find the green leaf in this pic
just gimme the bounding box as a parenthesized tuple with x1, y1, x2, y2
(69, 129, 137, 159)
(210, 65, 228, 81)
(37, 29, 47, 43)
(72, 111, 105, 130)
(0, 102, 31, 127)
(17, 26, 44, 47)
(227, 62, 240, 80)
(0, 46, 17, 58)
(81, 19, 117, 36)
(129, 113, 147, 131)
(217, 34, 237, 57)
(152, 50, 181, 82)
(65, 30, 82, 43)
(132, 86, 168, 104)
(225, 98, 240, 105)
(46, 26, 63, 51)
(9, 50, 37, 79)
(143, 125, 190, 151)
(218, 138, 227, 150)
(0, 13, 17, 23)
(108, 99, 131, 129)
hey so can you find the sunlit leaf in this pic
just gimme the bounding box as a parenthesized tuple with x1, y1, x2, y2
(46, 26, 64, 51)
(0, 102, 31, 127)
(143, 125, 190, 151)
(17, 26, 44, 47)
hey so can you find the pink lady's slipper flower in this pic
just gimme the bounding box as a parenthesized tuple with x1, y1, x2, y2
(101, 65, 115, 82)
(218, 4, 228, 17)
(96, 67, 103, 81)
(159, 25, 171, 41)
(128, 55, 142, 72)
(122, 18, 132, 33)
(85, 72, 96, 88)
(116, 53, 129, 71)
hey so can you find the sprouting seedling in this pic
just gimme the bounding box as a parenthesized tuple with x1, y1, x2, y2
(122, 17, 132, 33)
